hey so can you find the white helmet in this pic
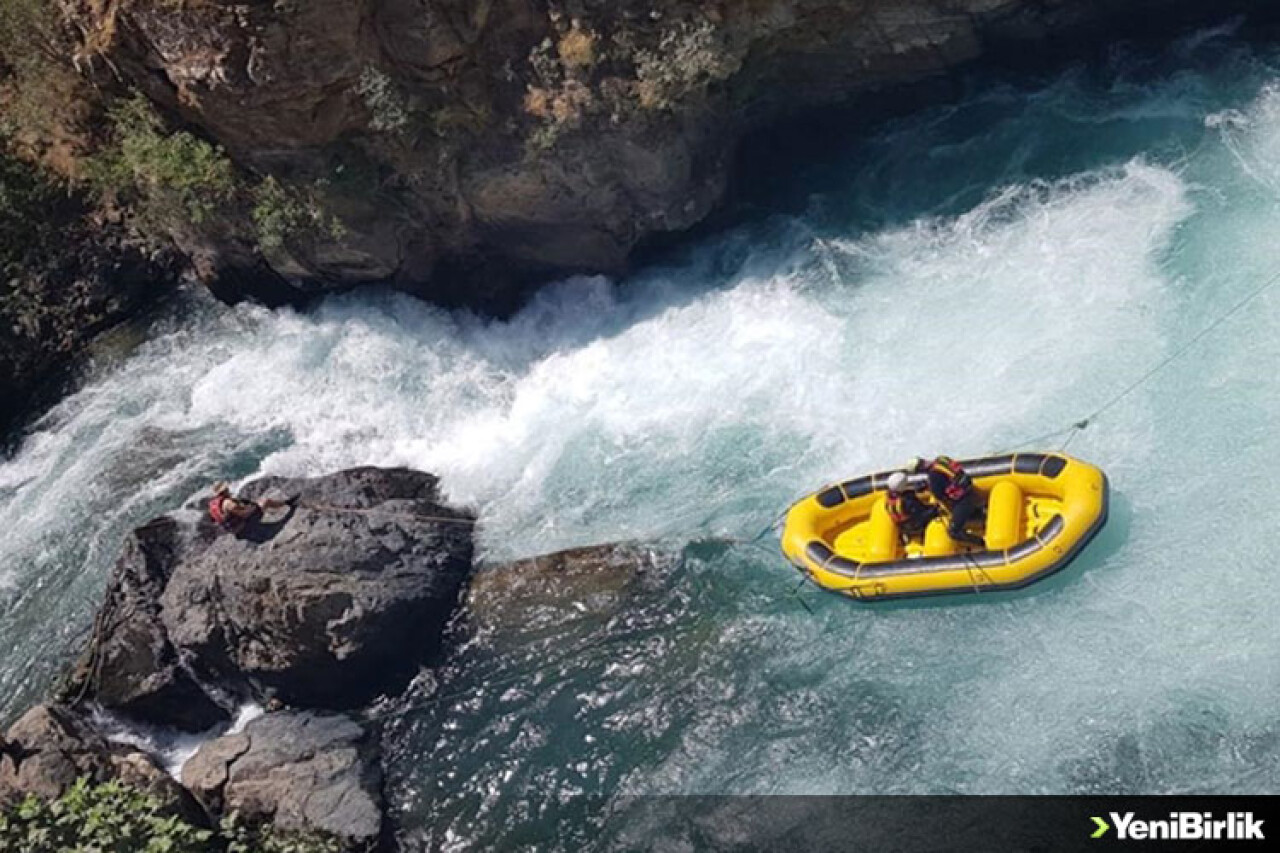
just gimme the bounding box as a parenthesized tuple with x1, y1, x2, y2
(886, 471, 908, 493)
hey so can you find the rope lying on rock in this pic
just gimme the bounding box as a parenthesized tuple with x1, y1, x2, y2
(297, 501, 478, 526)
(64, 578, 119, 707)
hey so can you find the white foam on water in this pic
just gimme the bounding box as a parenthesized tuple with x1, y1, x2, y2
(95, 702, 264, 779)
(0, 158, 1195, 730)
(5, 33, 1280, 810)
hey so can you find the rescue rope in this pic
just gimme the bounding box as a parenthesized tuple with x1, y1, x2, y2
(998, 262, 1280, 455)
(64, 572, 123, 706)
(297, 501, 477, 526)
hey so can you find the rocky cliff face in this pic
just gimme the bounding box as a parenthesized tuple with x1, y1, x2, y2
(38, 0, 1262, 311)
(0, 153, 181, 438)
(0, 703, 193, 812)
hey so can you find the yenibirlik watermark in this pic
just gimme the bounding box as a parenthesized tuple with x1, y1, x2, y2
(1091, 812, 1265, 841)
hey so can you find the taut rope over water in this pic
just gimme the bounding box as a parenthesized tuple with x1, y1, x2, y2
(998, 262, 1280, 455)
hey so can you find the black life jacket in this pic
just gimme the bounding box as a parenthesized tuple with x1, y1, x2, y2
(886, 492, 910, 524)
(926, 456, 973, 504)
(886, 490, 931, 526)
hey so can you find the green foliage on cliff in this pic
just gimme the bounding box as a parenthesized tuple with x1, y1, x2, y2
(0, 150, 61, 277)
(0, 0, 61, 78)
(252, 175, 347, 252)
(220, 811, 344, 853)
(0, 777, 348, 853)
(88, 94, 349, 255)
(90, 95, 238, 231)
(356, 66, 409, 135)
(0, 0, 89, 150)
(630, 20, 739, 110)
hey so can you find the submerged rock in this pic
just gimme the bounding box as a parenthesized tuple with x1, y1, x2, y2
(182, 710, 383, 847)
(0, 703, 190, 813)
(78, 467, 475, 730)
(467, 542, 678, 642)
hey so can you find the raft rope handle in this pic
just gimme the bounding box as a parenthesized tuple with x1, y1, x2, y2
(998, 262, 1280, 455)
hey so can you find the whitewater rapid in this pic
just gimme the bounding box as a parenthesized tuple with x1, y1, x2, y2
(3, 21, 1280, 843)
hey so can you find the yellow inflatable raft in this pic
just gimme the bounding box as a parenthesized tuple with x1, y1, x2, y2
(781, 453, 1108, 600)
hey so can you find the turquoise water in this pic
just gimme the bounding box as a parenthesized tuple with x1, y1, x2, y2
(4, 21, 1280, 848)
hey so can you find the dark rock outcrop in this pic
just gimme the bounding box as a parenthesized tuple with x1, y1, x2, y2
(43, 0, 1267, 310)
(182, 711, 383, 847)
(79, 467, 474, 730)
(0, 703, 190, 813)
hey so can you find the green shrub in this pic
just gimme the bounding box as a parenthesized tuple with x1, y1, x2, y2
(252, 175, 346, 252)
(0, 0, 63, 76)
(0, 777, 350, 853)
(221, 811, 345, 853)
(355, 66, 409, 134)
(631, 20, 738, 110)
(90, 94, 238, 230)
(0, 0, 84, 144)
(0, 777, 214, 853)
(0, 149, 67, 276)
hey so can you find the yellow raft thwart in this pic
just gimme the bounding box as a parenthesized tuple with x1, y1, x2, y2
(781, 453, 1108, 600)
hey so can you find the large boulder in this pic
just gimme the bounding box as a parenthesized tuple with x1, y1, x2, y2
(79, 516, 229, 732)
(78, 467, 475, 730)
(182, 711, 382, 847)
(0, 703, 189, 812)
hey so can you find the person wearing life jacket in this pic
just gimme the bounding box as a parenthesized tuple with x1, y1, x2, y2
(884, 471, 938, 538)
(208, 481, 291, 536)
(907, 456, 986, 547)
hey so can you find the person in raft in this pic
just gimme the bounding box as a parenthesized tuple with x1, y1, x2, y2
(208, 481, 292, 535)
(884, 471, 938, 539)
(907, 455, 986, 548)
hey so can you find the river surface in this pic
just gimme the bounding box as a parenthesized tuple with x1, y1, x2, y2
(3, 20, 1280, 850)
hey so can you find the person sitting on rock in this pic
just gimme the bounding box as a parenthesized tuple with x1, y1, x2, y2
(208, 482, 293, 536)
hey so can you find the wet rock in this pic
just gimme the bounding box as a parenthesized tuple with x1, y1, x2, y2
(80, 467, 474, 729)
(467, 542, 677, 642)
(0, 703, 189, 813)
(83, 517, 229, 732)
(182, 711, 382, 846)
